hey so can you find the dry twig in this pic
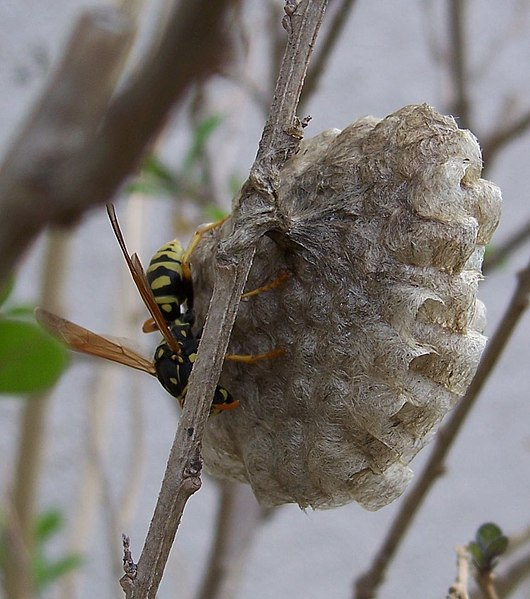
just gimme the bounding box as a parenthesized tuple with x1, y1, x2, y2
(300, 0, 358, 110)
(483, 218, 530, 274)
(354, 253, 530, 599)
(194, 482, 270, 599)
(448, 0, 471, 128)
(448, 547, 471, 599)
(482, 108, 530, 169)
(120, 1, 328, 597)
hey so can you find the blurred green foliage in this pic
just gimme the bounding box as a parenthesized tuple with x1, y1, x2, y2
(128, 114, 224, 199)
(0, 280, 68, 396)
(0, 508, 83, 592)
(128, 114, 236, 221)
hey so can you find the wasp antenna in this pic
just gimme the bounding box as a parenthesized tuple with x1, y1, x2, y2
(107, 203, 130, 260)
(106, 205, 181, 355)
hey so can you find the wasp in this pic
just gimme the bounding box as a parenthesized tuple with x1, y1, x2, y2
(37, 205, 283, 415)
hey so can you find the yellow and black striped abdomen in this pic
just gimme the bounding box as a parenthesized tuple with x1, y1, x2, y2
(146, 240, 194, 321)
(154, 319, 238, 415)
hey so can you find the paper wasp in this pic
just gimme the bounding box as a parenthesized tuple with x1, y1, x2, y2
(36, 205, 282, 415)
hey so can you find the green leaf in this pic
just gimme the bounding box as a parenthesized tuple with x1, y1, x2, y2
(0, 277, 14, 307)
(203, 204, 229, 222)
(34, 508, 63, 542)
(0, 318, 69, 395)
(5, 304, 35, 318)
(127, 154, 180, 196)
(33, 553, 84, 591)
(468, 542, 482, 564)
(469, 522, 508, 572)
(228, 173, 244, 196)
(143, 155, 180, 189)
(487, 535, 509, 556)
(183, 114, 223, 171)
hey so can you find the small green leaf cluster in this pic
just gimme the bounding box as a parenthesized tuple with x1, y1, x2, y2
(0, 508, 83, 591)
(0, 279, 69, 396)
(127, 114, 233, 219)
(468, 522, 509, 573)
(128, 115, 224, 197)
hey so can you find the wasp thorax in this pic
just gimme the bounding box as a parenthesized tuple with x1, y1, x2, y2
(191, 104, 502, 510)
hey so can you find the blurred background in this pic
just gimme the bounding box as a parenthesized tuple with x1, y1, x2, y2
(1, 1, 530, 598)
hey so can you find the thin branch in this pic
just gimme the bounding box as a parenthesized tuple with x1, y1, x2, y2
(354, 254, 530, 599)
(505, 523, 530, 556)
(447, 547, 471, 599)
(2, 499, 33, 599)
(122, 2, 328, 597)
(475, 572, 500, 599)
(482, 217, 530, 274)
(195, 482, 270, 599)
(300, 0, 358, 111)
(448, 0, 472, 128)
(481, 108, 530, 169)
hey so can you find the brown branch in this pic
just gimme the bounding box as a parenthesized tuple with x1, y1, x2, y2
(482, 217, 530, 274)
(0, 8, 133, 285)
(2, 499, 33, 599)
(354, 255, 530, 599)
(448, 0, 472, 129)
(4, 230, 72, 599)
(195, 482, 270, 599)
(0, 0, 236, 286)
(481, 108, 530, 169)
(121, 2, 328, 597)
(300, 0, 358, 111)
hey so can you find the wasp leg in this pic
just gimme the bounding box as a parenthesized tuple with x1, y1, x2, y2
(241, 272, 290, 300)
(224, 347, 284, 364)
(143, 271, 288, 333)
(142, 318, 158, 333)
(181, 216, 230, 281)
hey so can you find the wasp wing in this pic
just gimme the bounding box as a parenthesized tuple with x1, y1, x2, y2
(35, 308, 156, 375)
(106, 204, 181, 355)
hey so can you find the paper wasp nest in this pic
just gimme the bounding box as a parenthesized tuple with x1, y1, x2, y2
(191, 104, 501, 510)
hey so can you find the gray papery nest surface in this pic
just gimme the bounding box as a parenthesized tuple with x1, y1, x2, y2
(191, 104, 502, 510)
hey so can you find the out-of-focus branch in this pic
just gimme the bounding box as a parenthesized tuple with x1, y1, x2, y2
(0, 0, 236, 286)
(300, 0, 358, 111)
(482, 217, 530, 274)
(470, 547, 530, 599)
(475, 572, 500, 599)
(195, 482, 271, 599)
(481, 108, 530, 170)
(448, 0, 471, 129)
(354, 254, 530, 599)
(120, 2, 328, 597)
(0, 8, 133, 285)
(5, 229, 72, 599)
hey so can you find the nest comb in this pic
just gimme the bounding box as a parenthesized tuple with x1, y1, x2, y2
(190, 104, 502, 510)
